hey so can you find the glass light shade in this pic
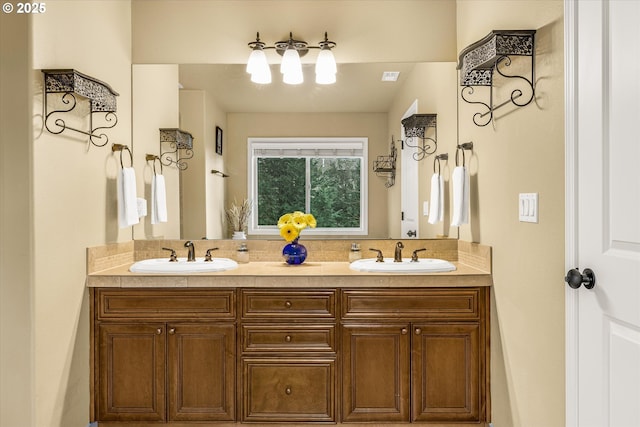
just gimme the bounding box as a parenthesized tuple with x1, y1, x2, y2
(246, 48, 268, 74)
(315, 71, 336, 85)
(315, 48, 337, 75)
(250, 66, 272, 84)
(283, 68, 304, 85)
(280, 48, 302, 75)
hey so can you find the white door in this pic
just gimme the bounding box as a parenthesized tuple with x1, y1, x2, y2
(566, 1, 640, 426)
(401, 100, 419, 239)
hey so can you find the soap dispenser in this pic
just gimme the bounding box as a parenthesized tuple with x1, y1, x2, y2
(236, 242, 249, 264)
(349, 243, 361, 262)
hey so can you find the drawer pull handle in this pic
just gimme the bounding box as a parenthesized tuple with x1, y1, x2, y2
(415, 328, 422, 335)
(401, 328, 408, 335)
(156, 328, 163, 335)
(285, 386, 292, 395)
(284, 301, 292, 309)
(169, 328, 176, 335)
(284, 335, 292, 342)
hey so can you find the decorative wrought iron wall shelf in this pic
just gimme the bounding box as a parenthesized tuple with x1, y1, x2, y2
(457, 30, 536, 127)
(159, 128, 194, 170)
(42, 69, 119, 146)
(401, 113, 437, 161)
(373, 136, 397, 187)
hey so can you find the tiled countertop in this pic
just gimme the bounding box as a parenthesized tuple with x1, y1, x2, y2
(86, 239, 492, 288)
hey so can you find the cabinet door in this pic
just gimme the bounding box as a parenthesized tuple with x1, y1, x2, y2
(168, 323, 235, 421)
(242, 357, 336, 422)
(97, 323, 166, 422)
(341, 323, 410, 422)
(411, 323, 481, 422)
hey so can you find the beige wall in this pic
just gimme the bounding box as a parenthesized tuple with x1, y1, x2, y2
(132, 64, 181, 240)
(0, 12, 34, 427)
(456, 1, 565, 426)
(387, 62, 458, 239)
(226, 113, 390, 238)
(178, 89, 227, 239)
(30, 1, 133, 426)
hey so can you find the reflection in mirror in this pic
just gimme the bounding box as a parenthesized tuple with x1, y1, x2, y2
(132, 62, 458, 241)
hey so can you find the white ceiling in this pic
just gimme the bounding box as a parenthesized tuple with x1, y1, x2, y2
(132, 0, 459, 113)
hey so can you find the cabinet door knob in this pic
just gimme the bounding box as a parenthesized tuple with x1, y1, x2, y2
(285, 386, 292, 395)
(415, 328, 422, 335)
(401, 328, 408, 335)
(284, 301, 292, 309)
(156, 328, 163, 335)
(169, 328, 176, 335)
(284, 335, 292, 342)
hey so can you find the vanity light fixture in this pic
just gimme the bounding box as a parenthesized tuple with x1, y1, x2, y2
(401, 113, 438, 161)
(159, 128, 194, 170)
(247, 32, 337, 85)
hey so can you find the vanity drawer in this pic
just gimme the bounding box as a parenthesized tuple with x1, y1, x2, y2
(96, 289, 235, 320)
(341, 288, 481, 320)
(241, 289, 337, 319)
(242, 357, 336, 422)
(241, 324, 336, 353)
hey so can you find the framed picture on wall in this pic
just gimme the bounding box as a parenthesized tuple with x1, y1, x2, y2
(215, 126, 223, 155)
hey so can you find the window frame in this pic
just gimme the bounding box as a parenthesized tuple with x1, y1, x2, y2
(247, 137, 368, 237)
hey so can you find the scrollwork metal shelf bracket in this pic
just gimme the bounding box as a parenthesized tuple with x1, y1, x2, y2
(457, 30, 536, 127)
(401, 113, 437, 161)
(42, 69, 119, 146)
(159, 128, 194, 170)
(373, 136, 397, 187)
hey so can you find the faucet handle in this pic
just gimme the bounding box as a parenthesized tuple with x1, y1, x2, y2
(204, 247, 219, 262)
(369, 248, 384, 262)
(162, 247, 178, 262)
(411, 248, 426, 262)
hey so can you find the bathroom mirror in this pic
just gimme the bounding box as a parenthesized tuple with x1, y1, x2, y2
(132, 60, 458, 241)
(129, 0, 459, 241)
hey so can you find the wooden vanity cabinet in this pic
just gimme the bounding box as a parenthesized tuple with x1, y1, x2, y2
(91, 286, 489, 426)
(239, 289, 338, 423)
(341, 288, 489, 424)
(91, 289, 236, 423)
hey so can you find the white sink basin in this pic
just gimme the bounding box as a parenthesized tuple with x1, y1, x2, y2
(349, 258, 456, 273)
(129, 257, 238, 274)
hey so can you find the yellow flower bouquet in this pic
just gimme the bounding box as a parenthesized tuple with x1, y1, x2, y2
(277, 211, 317, 243)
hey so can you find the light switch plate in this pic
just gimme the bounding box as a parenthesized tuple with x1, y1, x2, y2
(519, 193, 538, 223)
(423, 201, 429, 216)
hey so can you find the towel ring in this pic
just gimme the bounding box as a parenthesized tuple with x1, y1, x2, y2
(145, 154, 163, 175)
(433, 153, 448, 175)
(455, 142, 473, 167)
(112, 143, 133, 168)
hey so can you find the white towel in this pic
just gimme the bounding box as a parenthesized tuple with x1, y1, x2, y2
(117, 167, 139, 228)
(137, 197, 147, 217)
(428, 173, 444, 224)
(151, 173, 167, 224)
(451, 166, 470, 226)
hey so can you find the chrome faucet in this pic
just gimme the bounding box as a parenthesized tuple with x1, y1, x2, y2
(184, 240, 195, 262)
(394, 241, 404, 262)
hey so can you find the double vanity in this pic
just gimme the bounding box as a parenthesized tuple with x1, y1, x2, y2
(87, 239, 492, 427)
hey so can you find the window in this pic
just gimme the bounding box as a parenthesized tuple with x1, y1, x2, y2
(248, 137, 368, 236)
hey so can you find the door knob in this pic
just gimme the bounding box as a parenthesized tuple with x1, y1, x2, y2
(407, 230, 417, 237)
(565, 268, 596, 289)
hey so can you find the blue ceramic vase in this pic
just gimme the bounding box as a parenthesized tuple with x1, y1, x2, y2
(282, 239, 307, 265)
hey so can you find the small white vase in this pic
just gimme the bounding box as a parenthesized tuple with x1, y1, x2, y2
(232, 231, 247, 240)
